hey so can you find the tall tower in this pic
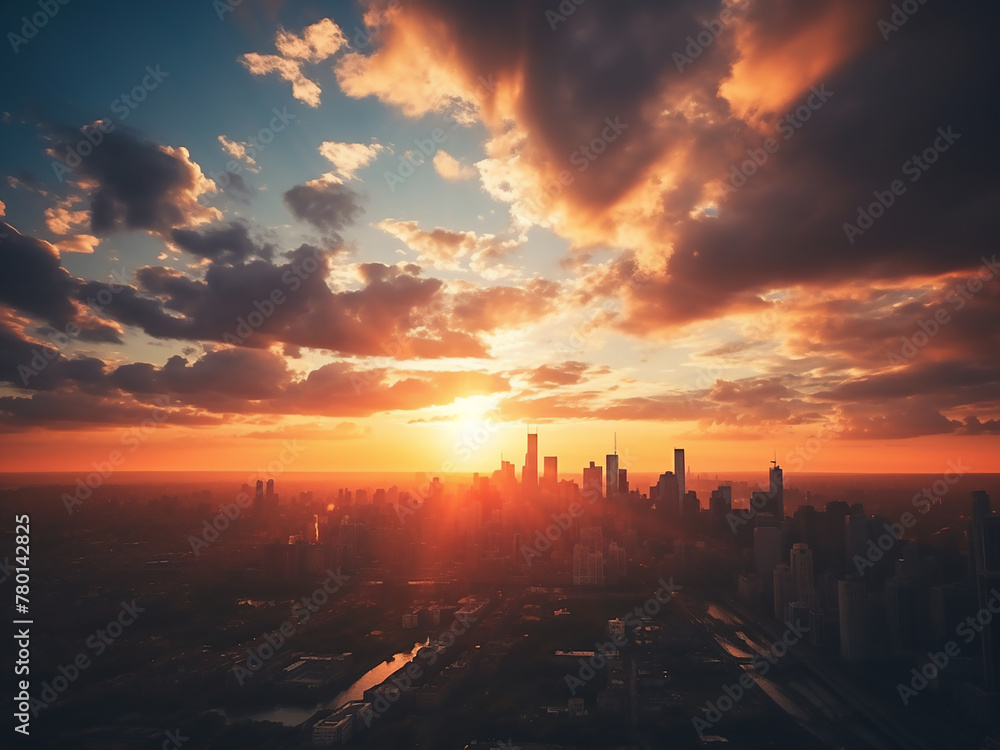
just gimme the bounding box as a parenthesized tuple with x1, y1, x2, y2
(768, 460, 784, 520)
(255, 480, 264, 517)
(523, 429, 538, 493)
(606, 448, 619, 504)
(674, 448, 685, 503)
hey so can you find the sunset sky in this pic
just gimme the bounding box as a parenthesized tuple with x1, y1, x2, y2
(0, 0, 997, 475)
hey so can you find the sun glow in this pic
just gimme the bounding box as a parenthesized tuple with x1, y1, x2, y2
(448, 394, 503, 434)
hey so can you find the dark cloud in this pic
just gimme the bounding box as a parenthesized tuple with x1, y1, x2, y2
(170, 222, 275, 263)
(283, 179, 364, 232)
(0, 222, 78, 327)
(0, 222, 121, 342)
(48, 126, 219, 235)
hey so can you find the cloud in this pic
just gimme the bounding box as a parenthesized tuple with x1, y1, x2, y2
(0, 222, 118, 340)
(449, 277, 559, 332)
(318, 140, 388, 181)
(274, 18, 347, 63)
(44, 197, 88, 235)
(433, 150, 476, 181)
(55, 234, 100, 255)
(377, 218, 523, 275)
(170, 222, 275, 264)
(75, 252, 492, 359)
(283, 176, 364, 232)
(241, 53, 323, 107)
(47, 127, 220, 236)
(0, 223, 85, 328)
(0, 341, 510, 426)
(241, 18, 348, 107)
(335, 0, 1000, 336)
(524, 361, 595, 387)
(217, 135, 260, 172)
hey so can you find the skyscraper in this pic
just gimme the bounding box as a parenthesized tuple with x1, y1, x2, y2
(710, 486, 732, 516)
(767, 461, 784, 520)
(583, 461, 603, 502)
(674, 448, 685, 501)
(523, 430, 538, 493)
(838, 578, 869, 662)
(790, 543, 815, 603)
(606, 452, 619, 503)
(656, 471, 678, 516)
(542, 456, 558, 490)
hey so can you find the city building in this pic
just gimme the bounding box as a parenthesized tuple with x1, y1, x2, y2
(674, 448, 685, 501)
(606, 452, 619, 503)
(838, 578, 869, 663)
(542, 456, 558, 491)
(522, 430, 538, 493)
(656, 471, 679, 517)
(754, 525, 783, 577)
(774, 563, 793, 620)
(710, 486, 732, 516)
(790, 543, 815, 603)
(583, 461, 603, 502)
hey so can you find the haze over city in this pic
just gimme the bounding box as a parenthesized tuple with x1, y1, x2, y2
(0, 0, 998, 748)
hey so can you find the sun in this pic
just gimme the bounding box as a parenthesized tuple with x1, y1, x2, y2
(448, 394, 503, 439)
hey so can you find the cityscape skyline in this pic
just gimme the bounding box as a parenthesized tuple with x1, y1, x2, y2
(1, 1, 998, 476)
(1, 0, 998, 746)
